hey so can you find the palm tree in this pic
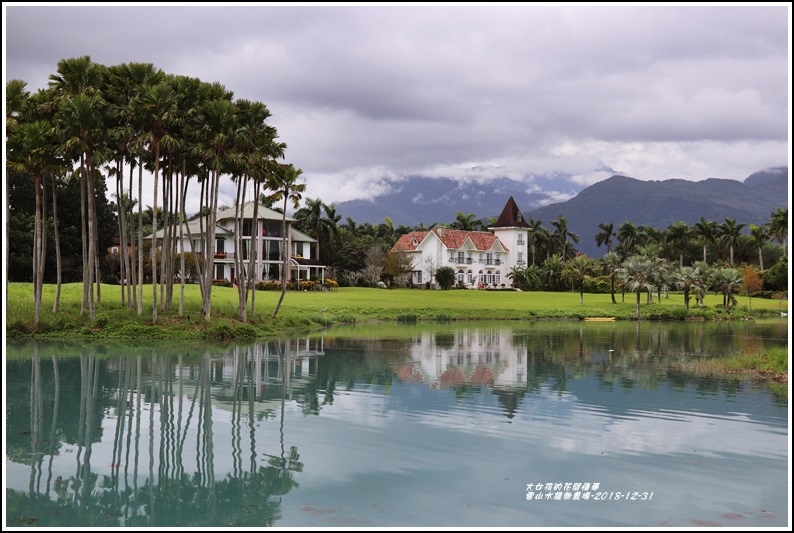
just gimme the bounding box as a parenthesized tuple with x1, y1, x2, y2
(451, 212, 479, 231)
(594, 221, 615, 253)
(718, 218, 745, 266)
(6, 79, 29, 299)
(269, 163, 306, 319)
(134, 81, 178, 323)
(49, 56, 107, 320)
(56, 91, 108, 321)
(562, 255, 591, 305)
(692, 217, 718, 264)
(616, 221, 639, 259)
(665, 221, 691, 267)
(7, 119, 57, 325)
(190, 93, 240, 321)
(551, 215, 579, 260)
(618, 256, 654, 319)
(600, 251, 621, 304)
(768, 208, 787, 259)
(712, 267, 743, 311)
(525, 217, 544, 266)
(542, 254, 564, 291)
(673, 266, 702, 311)
(748, 224, 768, 271)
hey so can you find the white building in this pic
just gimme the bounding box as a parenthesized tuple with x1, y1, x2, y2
(390, 196, 531, 289)
(147, 202, 326, 284)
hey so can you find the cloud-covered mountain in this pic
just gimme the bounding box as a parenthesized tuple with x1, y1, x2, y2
(334, 175, 582, 228)
(335, 167, 788, 258)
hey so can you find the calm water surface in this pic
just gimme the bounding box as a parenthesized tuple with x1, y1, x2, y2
(4, 319, 789, 528)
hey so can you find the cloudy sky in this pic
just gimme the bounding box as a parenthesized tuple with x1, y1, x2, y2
(3, 3, 791, 213)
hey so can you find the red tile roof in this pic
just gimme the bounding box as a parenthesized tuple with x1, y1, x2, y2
(392, 228, 508, 252)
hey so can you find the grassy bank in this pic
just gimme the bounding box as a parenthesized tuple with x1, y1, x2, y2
(5, 282, 787, 342)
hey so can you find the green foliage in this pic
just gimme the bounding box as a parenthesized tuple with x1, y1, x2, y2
(397, 313, 418, 323)
(762, 258, 788, 292)
(435, 266, 456, 290)
(583, 276, 611, 294)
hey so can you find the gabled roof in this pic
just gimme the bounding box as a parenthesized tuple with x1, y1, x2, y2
(391, 228, 507, 253)
(147, 219, 233, 240)
(215, 202, 295, 223)
(291, 227, 317, 243)
(490, 196, 530, 229)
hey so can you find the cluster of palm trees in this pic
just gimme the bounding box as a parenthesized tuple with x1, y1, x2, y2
(7, 56, 304, 325)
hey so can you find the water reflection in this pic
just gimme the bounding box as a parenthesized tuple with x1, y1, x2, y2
(5, 319, 788, 527)
(7, 339, 316, 527)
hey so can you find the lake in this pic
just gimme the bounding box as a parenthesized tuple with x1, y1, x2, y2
(4, 319, 789, 528)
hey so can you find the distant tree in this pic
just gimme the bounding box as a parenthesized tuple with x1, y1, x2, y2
(594, 221, 615, 253)
(600, 251, 622, 304)
(618, 256, 654, 320)
(762, 257, 788, 292)
(384, 250, 414, 287)
(711, 267, 743, 311)
(719, 218, 745, 266)
(451, 212, 480, 231)
(748, 224, 768, 271)
(740, 265, 763, 310)
(673, 265, 702, 311)
(665, 221, 691, 267)
(268, 163, 306, 319)
(562, 255, 591, 305)
(616, 221, 639, 259)
(692, 217, 718, 264)
(768, 208, 787, 259)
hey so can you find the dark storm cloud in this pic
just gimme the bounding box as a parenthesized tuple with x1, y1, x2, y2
(4, 3, 790, 206)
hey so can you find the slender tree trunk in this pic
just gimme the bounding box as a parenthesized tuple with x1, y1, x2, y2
(203, 168, 221, 321)
(249, 181, 261, 318)
(52, 175, 62, 313)
(86, 158, 97, 320)
(33, 170, 43, 325)
(178, 164, 187, 317)
(93, 171, 101, 306)
(80, 161, 89, 315)
(137, 151, 144, 316)
(273, 195, 289, 319)
(127, 160, 135, 309)
(116, 160, 126, 307)
(151, 141, 160, 324)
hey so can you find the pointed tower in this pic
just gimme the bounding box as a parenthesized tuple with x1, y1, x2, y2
(489, 196, 530, 272)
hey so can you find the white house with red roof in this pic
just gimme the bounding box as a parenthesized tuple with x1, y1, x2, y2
(391, 196, 531, 289)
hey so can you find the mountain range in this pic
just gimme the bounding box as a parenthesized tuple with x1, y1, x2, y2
(334, 167, 789, 258)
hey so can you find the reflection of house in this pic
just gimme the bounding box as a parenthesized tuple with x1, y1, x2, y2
(146, 202, 326, 283)
(398, 327, 527, 388)
(390, 197, 530, 288)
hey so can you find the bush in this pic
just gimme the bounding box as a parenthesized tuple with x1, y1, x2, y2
(397, 313, 418, 323)
(583, 276, 611, 294)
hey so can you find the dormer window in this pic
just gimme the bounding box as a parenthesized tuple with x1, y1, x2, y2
(411, 238, 418, 246)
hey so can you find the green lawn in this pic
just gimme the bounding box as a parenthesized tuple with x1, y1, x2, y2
(4, 281, 787, 341)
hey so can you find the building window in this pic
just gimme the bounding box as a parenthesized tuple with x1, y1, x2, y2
(486, 252, 493, 265)
(517, 252, 523, 264)
(457, 251, 465, 263)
